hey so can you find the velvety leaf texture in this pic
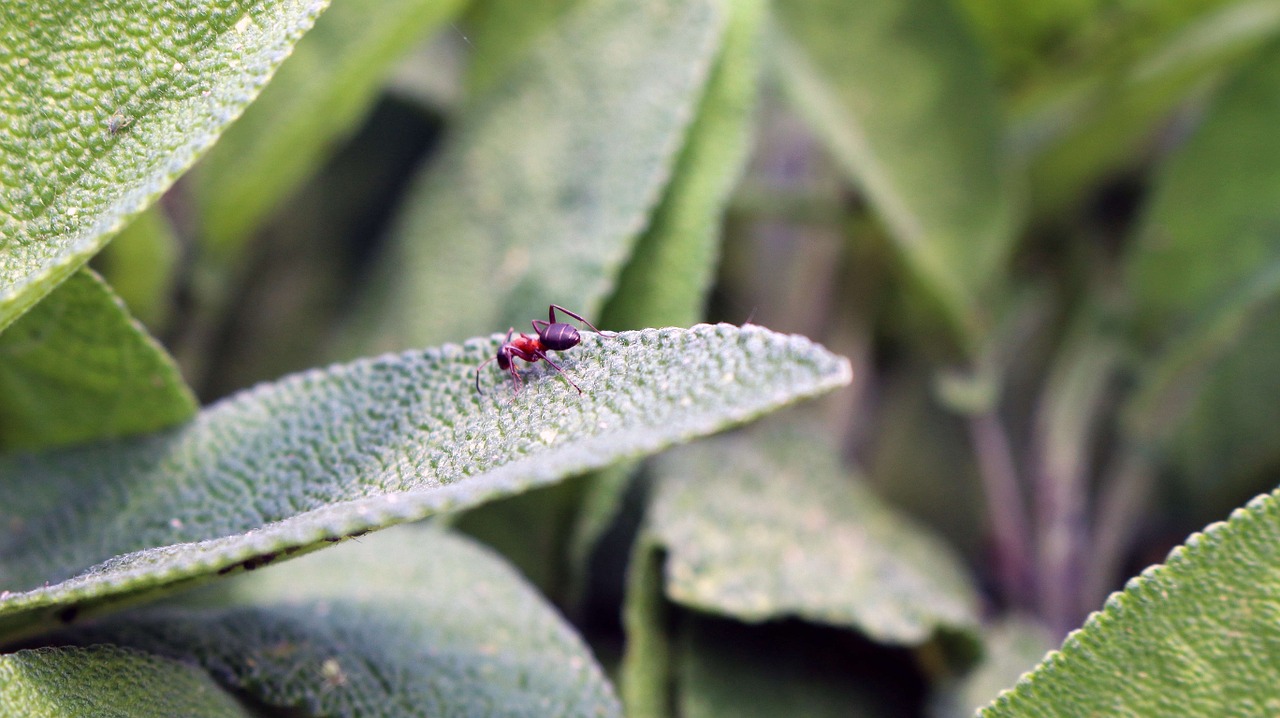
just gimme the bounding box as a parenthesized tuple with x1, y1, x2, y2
(0, 645, 249, 718)
(345, 0, 725, 353)
(0, 269, 195, 450)
(647, 425, 979, 644)
(980, 488, 1280, 716)
(70, 526, 622, 718)
(0, 324, 850, 641)
(0, 0, 330, 332)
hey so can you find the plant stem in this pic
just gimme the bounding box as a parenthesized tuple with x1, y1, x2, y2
(1083, 449, 1154, 612)
(1031, 330, 1118, 637)
(968, 410, 1034, 609)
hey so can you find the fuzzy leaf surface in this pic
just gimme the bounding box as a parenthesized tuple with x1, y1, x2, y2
(0, 0, 329, 332)
(0, 269, 195, 451)
(0, 645, 249, 718)
(345, 0, 724, 353)
(646, 425, 978, 644)
(980, 488, 1280, 716)
(0, 324, 850, 641)
(71, 526, 621, 717)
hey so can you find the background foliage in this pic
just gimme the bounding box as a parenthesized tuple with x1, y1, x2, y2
(5, 0, 1280, 715)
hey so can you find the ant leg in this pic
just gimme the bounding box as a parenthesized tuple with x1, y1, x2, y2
(548, 304, 612, 336)
(535, 350, 583, 393)
(508, 363, 524, 394)
(475, 356, 497, 394)
(477, 328, 517, 395)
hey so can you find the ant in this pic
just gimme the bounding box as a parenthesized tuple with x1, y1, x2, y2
(476, 304, 612, 395)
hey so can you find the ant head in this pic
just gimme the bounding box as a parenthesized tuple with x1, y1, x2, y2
(496, 345, 514, 370)
(538, 322, 580, 351)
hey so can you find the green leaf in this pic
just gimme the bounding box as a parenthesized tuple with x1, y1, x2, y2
(1125, 40, 1280, 508)
(0, 645, 249, 718)
(92, 208, 181, 331)
(772, 0, 1020, 344)
(0, 0, 331, 332)
(979, 488, 1280, 717)
(451, 475, 586, 597)
(1130, 40, 1280, 334)
(601, 0, 764, 330)
(462, 0, 580, 96)
(565, 461, 635, 607)
(621, 421, 978, 717)
(343, 0, 726, 354)
(643, 424, 978, 643)
(193, 0, 468, 255)
(0, 324, 849, 641)
(621, 532, 672, 718)
(1020, 0, 1280, 218)
(932, 617, 1055, 718)
(70, 525, 622, 717)
(0, 269, 196, 451)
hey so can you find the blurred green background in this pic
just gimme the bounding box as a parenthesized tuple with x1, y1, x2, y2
(74, 0, 1280, 712)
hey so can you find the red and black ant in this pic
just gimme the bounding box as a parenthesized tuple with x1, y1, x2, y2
(475, 304, 612, 395)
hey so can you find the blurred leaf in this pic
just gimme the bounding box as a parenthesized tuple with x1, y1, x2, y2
(462, 0, 580, 96)
(647, 424, 979, 643)
(620, 532, 672, 718)
(602, 0, 764, 330)
(930, 617, 1055, 718)
(0, 645, 249, 718)
(1130, 39, 1280, 334)
(565, 461, 636, 607)
(196, 97, 444, 398)
(92, 207, 180, 331)
(0, 269, 195, 451)
(772, 0, 1019, 344)
(960, 0, 1243, 92)
(952, 0, 1102, 83)
(979, 488, 1280, 717)
(452, 475, 584, 597)
(0, 324, 850, 642)
(0, 0, 330, 332)
(193, 0, 468, 256)
(343, 0, 726, 354)
(1019, 0, 1280, 217)
(1125, 39, 1280, 509)
(867, 365, 985, 562)
(73, 525, 622, 717)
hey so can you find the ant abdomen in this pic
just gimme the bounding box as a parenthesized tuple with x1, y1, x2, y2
(539, 323, 580, 351)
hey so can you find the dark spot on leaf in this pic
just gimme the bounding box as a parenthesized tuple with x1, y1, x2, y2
(241, 552, 280, 571)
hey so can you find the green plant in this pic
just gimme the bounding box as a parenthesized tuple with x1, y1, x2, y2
(5, 0, 1280, 715)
